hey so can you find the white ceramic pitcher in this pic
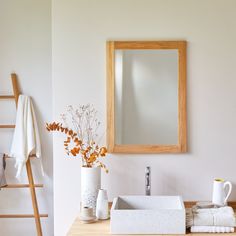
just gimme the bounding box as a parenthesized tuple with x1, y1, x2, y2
(212, 178, 232, 206)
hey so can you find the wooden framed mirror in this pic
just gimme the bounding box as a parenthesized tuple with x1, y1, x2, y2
(107, 41, 187, 153)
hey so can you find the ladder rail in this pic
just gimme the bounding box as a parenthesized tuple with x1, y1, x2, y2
(11, 73, 19, 105)
(26, 158, 43, 235)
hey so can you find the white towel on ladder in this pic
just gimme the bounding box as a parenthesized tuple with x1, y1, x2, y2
(10, 95, 42, 178)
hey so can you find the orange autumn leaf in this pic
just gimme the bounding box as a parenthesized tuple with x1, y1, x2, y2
(100, 147, 107, 156)
(87, 153, 97, 163)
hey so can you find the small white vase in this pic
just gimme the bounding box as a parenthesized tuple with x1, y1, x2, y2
(96, 189, 109, 220)
(81, 166, 101, 213)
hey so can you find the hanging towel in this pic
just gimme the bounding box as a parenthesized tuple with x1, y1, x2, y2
(190, 226, 234, 233)
(186, 206, 236, 228)
(10, 95, 42, 178)
(0, 153, 7, 188)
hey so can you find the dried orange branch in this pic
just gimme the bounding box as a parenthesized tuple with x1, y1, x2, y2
(46, 122, 108, 172)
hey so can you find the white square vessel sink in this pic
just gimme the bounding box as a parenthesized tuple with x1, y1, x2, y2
(110, 195, 186, 235)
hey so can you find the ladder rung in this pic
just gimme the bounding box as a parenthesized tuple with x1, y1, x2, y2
(5, 154, 37, 159)
(0, 125, 15, 128)
(0, 95, 15, 99)
(0, 214, 48, 218)
(2, 184, 43, 188)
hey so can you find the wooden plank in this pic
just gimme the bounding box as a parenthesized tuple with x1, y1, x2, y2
(0, 125, 15, 128)
(178, 41, 187, 152)
(106, 41, 115, 153)
(0, 95, 15, 99)
(2, 184, 43, 188)
(112, 144, 182, 153)
(67, 220, 236, 236)
(67, 218, 111, 236)
(0, 214, 48, 218)
(26, 159, 43, 236)
(67, 208, 236, 236)
(5, 154, 37, 158)
(113, 40, 187, 49)
(11, 73, 20, 106)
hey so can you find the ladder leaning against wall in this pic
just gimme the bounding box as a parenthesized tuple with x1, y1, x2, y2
(0, 73, 48, 236)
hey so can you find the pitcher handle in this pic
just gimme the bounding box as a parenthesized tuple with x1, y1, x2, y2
(223, 181, 232, 205)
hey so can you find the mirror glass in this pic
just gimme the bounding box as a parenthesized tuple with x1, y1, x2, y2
(107, 41, 187, 153)
(115, 49, 178, 145)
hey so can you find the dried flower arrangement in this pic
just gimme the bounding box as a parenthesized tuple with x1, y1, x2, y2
(46, 104, 108, 172)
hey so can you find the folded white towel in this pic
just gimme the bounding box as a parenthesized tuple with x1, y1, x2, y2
(191, 226, 234, 233)
(10, 95, 42, 178)
(186, 206, 236, 227)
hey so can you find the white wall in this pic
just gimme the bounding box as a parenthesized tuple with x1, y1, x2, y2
(0, 1, 53, 236)
(52, 0, 236, 235)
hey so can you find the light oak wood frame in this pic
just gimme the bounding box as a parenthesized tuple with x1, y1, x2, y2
(107, 41, 187, 153)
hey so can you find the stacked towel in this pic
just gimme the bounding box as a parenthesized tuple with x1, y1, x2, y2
(0, 154, 7, 188)
(187, 206, 236, 233)
(191, 226, 234, 233)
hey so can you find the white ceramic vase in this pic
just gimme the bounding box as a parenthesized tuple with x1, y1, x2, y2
(81, 166, 101, 213)
(96, 189, 109, 220)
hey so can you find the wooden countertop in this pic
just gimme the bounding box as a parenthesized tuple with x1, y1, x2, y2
(67, 217, 236, 236)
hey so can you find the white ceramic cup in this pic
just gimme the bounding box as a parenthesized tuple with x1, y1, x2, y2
(212, 178, 232, 206)
(80, 206, 94, 219)
(96, 189, 109, 220)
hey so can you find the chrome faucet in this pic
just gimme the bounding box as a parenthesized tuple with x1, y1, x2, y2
(145, 166, 151, 196)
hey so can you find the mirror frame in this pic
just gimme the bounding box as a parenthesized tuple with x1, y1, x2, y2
(107, 41, 187, 153)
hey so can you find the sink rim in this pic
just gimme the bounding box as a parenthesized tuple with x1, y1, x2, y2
(111, 195, 185, 211)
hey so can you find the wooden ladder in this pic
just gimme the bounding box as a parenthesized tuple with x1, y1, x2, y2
(0, 73, 48, 236)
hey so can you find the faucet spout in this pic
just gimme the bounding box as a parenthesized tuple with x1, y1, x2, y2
(145, 166, 151, 196)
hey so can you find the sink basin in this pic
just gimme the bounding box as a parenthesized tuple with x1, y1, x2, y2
(110, 195, 186, 234)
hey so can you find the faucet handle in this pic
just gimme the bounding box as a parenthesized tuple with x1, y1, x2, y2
(145, 166, 151, 196)
(145, 166, 151, 175)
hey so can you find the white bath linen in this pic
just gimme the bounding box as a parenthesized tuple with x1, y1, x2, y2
(191, 226, 234, 233)
(186, 206, 236, 228)
(10, 95, 42, 178)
